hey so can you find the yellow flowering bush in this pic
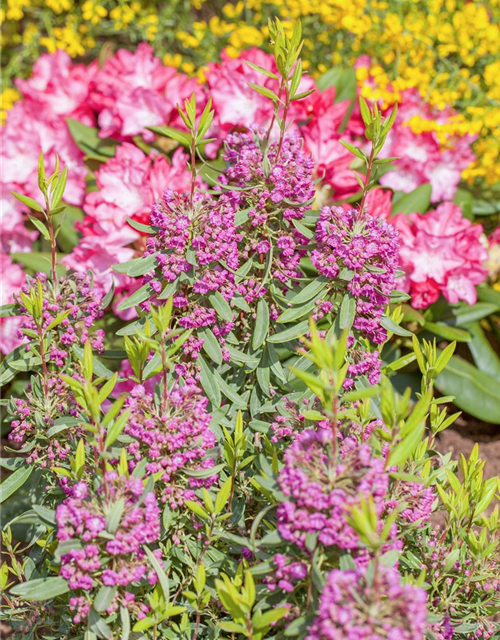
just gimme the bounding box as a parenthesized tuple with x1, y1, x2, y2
(1, 0, 499, 186)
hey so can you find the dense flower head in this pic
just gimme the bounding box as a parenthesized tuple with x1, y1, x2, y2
(17, 272, 105, 366)
(306, 564, 428, 640)
(414, 525, 500, 640)
(277, 430, 390, 550)
(8, 374, 79, 466)
(266, 554, 308, 593)
(221, 129, 315, 293)
(143, 190, 240, 365)
(56, 472, 162, 620)
(125, 382, 217, 507)
(312, 206, 399, 343)
(395, 202, 488, 308)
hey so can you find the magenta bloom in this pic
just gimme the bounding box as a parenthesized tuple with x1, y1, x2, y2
(277, 430, 390, 550)
(306, 564, 428, 640)
(312, 206, 399, 344)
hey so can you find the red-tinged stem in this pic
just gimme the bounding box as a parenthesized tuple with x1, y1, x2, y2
(191, 612, 201, 640)
(275, 85, 290, 163)
(359, 146, 375, 213)
(190, 138, 197, 208)
(43, 196, 58, 291)
(160, 335, 169, 413)
(37, 325, 49, 397)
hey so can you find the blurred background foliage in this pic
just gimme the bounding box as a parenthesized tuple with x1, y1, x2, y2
(1, 0, 499, 185)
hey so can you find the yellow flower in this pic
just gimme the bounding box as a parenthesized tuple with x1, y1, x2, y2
(82, 0, 107, 25)
(228, 25, 264, 49)
(0, 88, 19, 125)
(163, 53, 183, 68)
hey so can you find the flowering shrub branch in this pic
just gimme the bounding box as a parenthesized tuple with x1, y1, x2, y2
(1, 19, 500, 640)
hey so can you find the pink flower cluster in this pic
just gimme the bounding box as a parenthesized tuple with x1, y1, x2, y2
(312, 206, 399, 343)
(396, 202, 488, 308)
(0, 42, 482, 339)
(377, 88, 476, 203)
(18, 272, 105, 366)
(62, 143, 192, 299)
(0, 253, 27, 354)
(266, 554, 308, 593)
(305, 564, 428, 640)
(8, 374, 79, 466)
(366, 190, 488, 308)
(125, 383, 217, 507)
(56, 473, 161, 600)
(277, 430, 390, 550)
(89, 43, 202, 142)
(222, 129, 315, 294)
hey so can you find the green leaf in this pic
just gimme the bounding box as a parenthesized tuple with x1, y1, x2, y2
(125, 216, 156, 234)
(104, 409, 130, 448)
(289, 278, 328, 305)
(215, 372, 247, 409)
(247, 82, 280, 102)
(466, 321, 500, 378)
(0, 465, 33, 503)
(267, 320, 309, 344)
(120, 607, 130, 640)
(436, 356, 500, 424)
(11, 252, 65, 276)
(199, 327, 223, 365)
(132, 617, 155, 632)
(424, 322, 471, 342)
(144, 546, 169, 600)
(244, 60, 279, 79)
(93, 586, 117, 613)
(391, 184, 431, 215)
(112, 253, 158, 277)
(0, 303, 17, 318)
(28, 215, 50, 240)
(208, 292, 234, 322)
(253, 607, 289, 630)
(184, 500, 210, 520)
(339, 294, 356, 330)
(380, 315, 412, 337)
(11, 192, 44, 213)
(67, 118, 119, 158)
(253, 298, 270, 350)
(278, 299, 317, 324)
(198, 355, 221, 408)
(0, 344, 42, 385)
(10, 577, 69, 600)
(147, 125, 191, 146)
(448, 302, 499, 326)
(387, 423, 425, 468)
(117, 283, 153, 312)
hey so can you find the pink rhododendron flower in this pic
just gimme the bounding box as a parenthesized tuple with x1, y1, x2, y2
(16, 50, 97, 121)
(364, 187, 392, 219)
(62, 143, 192, 294)
(1, 100, 89, 208)
(395, 202, 488, 307)
(0, 187, 37, 254)
(89, 43, 203, 141)
(378, 89, 475, 202)
(301, 87, 359, 198)
(206, 48, 314, 145)
(0, 253, 26, 354)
